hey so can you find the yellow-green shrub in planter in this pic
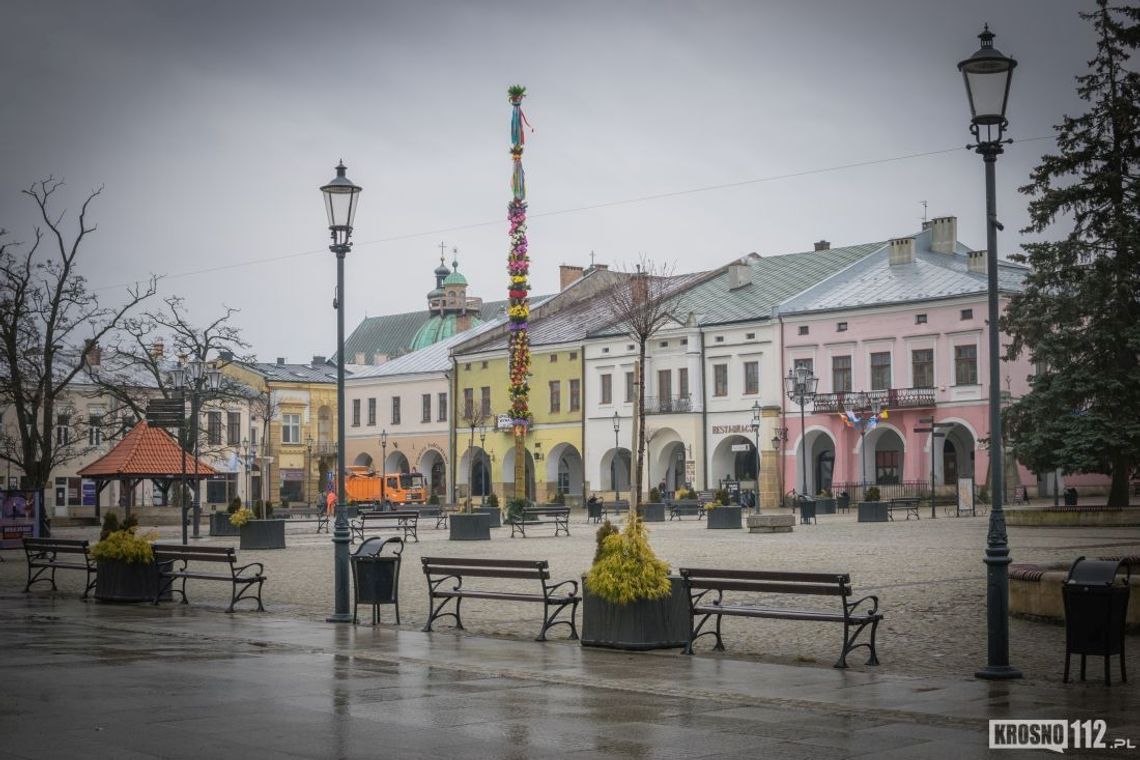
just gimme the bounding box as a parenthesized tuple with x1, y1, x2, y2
(92, 528, 166, 602)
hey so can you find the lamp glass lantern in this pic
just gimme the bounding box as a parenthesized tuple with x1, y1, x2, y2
(321, 161, 362, 235)
(958, 26, 1016, 130)
(168, 366, 186, 390)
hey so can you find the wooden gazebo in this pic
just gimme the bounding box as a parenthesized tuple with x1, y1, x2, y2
(78, 421, 216, 519)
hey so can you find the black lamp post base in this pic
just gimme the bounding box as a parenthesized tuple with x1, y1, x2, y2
(975, 665, 1023, 680)
(326, 613, 354, 624)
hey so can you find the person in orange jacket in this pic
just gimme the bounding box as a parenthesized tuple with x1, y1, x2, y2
(325, 489, 336, 517)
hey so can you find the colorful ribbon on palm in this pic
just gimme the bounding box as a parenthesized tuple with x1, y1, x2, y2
(507, 85, 531, 431)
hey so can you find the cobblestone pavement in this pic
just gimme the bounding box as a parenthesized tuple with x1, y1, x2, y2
(3, 508, 1138, 683)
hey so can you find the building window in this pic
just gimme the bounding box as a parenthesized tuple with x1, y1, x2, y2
(462, 388, 473, 419)
(955, 345, 978, 385)
(745, 333, 755, 340)
(602, 347, 609, 354)
(678, 367, 689, 399)
(549, 380, 561, 413)
(870, 352, 892, 390)
(798, 325, 809, 335)
(625, 372, 635, 403)
(713, 364, 728, 397)
(600, 374, 612, 404)
(351, 399, 361, 427)
(916, 313, 928, 325)
(793, 357, 814, 375)
(422, 394, 431, 423)
(961, 308, 973, 320)
(55, 414, 71, 446)
(550, 354, 557, 363)
(480, 387, 491, 417)
(438, 392, 448, 422)
(744, 361, 759, 395)
(912, 349, 934, 388)
(464, 363, 471, 370)
(367, 398, 376, 425)
(832, 355, 852, 393)
(680, 338, 688, 345)
(282, 413, 300, 443)
(569, 379, 580, 412)
(481, 361, 488, 369)
(250, 427, 258, 447)
(227, 411, 241, 445)
(569, 351, 578, 360)
(391, 397, 401, 425)
(715, 336, 724, 343)
(207, 411, 222, 445)
(659, 340, 668, 347)
(837, 322, 848, 332)
(875, 449, 900, 484)
(88, 407, 105, 446)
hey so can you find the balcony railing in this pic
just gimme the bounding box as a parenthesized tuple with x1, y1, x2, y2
(812, 387, 936, 414)
(644, 395, 701, 414)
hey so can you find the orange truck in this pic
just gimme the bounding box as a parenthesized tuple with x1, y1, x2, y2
(343, 468, 427, 505)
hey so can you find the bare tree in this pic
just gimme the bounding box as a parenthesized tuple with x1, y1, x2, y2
(0, 178, 157, 498)
(602, 258, 678, 506)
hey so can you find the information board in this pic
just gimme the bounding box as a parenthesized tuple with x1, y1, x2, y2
(1, 490, 41, 550)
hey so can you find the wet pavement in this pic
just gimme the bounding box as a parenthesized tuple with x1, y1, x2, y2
(1, 592, 1137, 759)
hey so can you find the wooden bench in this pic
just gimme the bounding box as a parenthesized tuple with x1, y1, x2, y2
(679, 568, 883, 669)
(421, 557, 579, 641)
(408, 504, 451, 529)
(22, 538, 97, 598)
(602, 500, 629, 521)
(152, 544, 266, 613)
(887, 498, 921, 521)
(273, 506, 331, 533)
(509, 506, 571, 538)
(350, 510, 419, 543)
(669, 500, 705, 520)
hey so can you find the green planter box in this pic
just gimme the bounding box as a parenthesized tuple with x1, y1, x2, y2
(94, 559, 170, 603)
(706, 506, 742, 529)
(449, 512, 491, 541)
(815, 498, 836, 515)
(210, 512, 239, 537)
(638, 503, 666, 522)
(240, 519, 286, 549)
(581, 576, 689, 650)
(857, 502, 889, 523)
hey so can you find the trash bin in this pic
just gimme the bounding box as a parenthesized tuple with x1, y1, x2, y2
(1064, 488, 1078, 507)
(798, 495, 817, 525)
(1062, 556, 1130, 685)
(350, 536, 403, 625)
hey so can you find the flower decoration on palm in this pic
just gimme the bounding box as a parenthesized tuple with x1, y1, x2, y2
(506, 84, 532, 430)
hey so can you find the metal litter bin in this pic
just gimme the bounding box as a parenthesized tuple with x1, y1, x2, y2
(1064, 488, 1078, 507)
(350, 536, 403, 625)
(798, 495, 817, 525)
(1062, 556, 1130, 685)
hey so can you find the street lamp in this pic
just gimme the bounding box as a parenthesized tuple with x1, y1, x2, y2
(321, 159, 362, 625)
(612, 411, 621, 503)
(169, 359, 221, 542)
(959, 24, 1021, 681)
(305, 435, 313, 507)
(477, 422, 488, 505)
(784, 366, 818, 503)
(749, 401, 762, 512)
(844, 392, 885, 500)
(379, 430, 388, 506)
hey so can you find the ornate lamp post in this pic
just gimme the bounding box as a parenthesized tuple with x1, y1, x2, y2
(241, 438, 256, 509)
(783, 366, 818, 501)
(771, 428, 787, 509)
(379, 429, 388, 505)
(612, 411, 621, 503)
(844, 391, 885, 500)
(477, 422, 488, 505)
(959, 25, 1021, 680)
(321, 159, 362, 624)
(750, 401, 762, 512)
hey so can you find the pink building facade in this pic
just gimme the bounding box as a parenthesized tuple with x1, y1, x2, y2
(775, 218, 1039, 499)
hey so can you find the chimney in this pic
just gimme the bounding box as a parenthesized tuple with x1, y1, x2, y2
(967, 250, 986, 274)
(456, 314, 471, 332)
(276, 357, 285, 366)
(631, 272, 648, 305)
(889, 237, 916, 266)
(814, 240, 831, 251)
(151, 338, 164, 359)
(727, 262, 751, 290)
(930, 216, 957, 254)
(311, 355, 326, 367)
(559, 264, 585, 290)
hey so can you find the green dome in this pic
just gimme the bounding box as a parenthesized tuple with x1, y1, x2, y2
(442, 270, 468, 287)
(409, 313, 483, 351)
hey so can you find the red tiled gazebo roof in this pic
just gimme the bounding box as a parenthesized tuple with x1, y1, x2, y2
(78, 420, 217, 479)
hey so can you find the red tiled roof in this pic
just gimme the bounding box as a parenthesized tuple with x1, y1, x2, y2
(78, 421, 217, 478)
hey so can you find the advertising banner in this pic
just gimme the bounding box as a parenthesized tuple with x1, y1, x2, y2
(1, 490, 41, 550)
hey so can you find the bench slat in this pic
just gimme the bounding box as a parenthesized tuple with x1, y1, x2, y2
(688, 580, 847, 596)
(682, 569, 850, 584)
(424, 566, 547, 581)
(423, 557, 546, 570)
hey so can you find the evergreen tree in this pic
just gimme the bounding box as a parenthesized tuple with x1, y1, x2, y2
(1002, 1, 1140, 506)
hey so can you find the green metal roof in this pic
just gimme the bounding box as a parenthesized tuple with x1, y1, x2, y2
(442, 270, 468, 287)
(336, 299, 519, 363)
(409, 313, 485, 351)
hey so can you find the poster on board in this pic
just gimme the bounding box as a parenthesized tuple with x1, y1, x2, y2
(957, 477, 976, 517)
(1, 490, 41, 549)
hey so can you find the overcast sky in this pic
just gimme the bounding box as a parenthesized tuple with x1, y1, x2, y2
(1, 1, 1099, 364)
